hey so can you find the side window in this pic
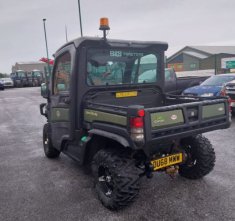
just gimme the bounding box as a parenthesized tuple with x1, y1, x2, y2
(53, 52, 71, 94)
(165, 69, 175, 82)
(136, 54, 158, 83)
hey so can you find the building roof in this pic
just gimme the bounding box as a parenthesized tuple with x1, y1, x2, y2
(189, 46, 235, 55)
(16, 61, 45, 65)
(168, 46, 235, 63)
(183, 51, 208, 59)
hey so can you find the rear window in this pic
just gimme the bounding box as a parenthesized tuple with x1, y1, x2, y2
(87, 48, 159, 86)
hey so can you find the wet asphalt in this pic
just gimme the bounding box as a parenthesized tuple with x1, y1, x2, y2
(0, 87, 234, 221)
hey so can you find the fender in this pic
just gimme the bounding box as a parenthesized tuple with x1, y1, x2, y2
(88, 129, 130, 147)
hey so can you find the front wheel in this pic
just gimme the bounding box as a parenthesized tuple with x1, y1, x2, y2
(179, 135, 215, 179)
(91, 149, 140, 210)
(43, 123, 60, 158)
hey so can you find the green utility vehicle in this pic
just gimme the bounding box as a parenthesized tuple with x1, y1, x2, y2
(40, 19, 231, 210)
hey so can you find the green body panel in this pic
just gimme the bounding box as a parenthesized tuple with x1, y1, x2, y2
(202, 103, 225, 119)
(151, 109, 184, 129)
(84, 109, 127, 126)
(51, 108, 69, 122)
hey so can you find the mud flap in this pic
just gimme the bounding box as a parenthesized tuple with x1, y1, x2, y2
(63, 136, 92, 165)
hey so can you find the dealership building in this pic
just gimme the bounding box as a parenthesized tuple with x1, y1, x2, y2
(12, 61, 47, 73)
(167, 46, 235, 73)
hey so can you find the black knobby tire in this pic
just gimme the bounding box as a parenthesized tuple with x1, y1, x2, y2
(43, 123, 60, 158)
(179, 135, 215, 179)
(91, 149, 140, 210)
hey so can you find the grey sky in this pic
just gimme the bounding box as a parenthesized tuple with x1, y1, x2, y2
(1, 0, 235, 73)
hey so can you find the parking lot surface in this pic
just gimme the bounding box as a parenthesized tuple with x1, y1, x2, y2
(0, 87, 234, 221)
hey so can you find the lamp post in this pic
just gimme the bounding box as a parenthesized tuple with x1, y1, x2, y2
(42, 18, 51, 78)
(65, 25, 68, 42)
(214, 54, 218, 75)
(78, 0, 83, 37)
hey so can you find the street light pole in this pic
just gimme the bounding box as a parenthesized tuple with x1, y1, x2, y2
(42, 18, 51, 84)
(78, 0, 83, 37)
(214, 54, 217, 75)
(65, 25, 68, 42)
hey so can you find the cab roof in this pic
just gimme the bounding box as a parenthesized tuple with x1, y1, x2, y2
(56, 36, 168, 54)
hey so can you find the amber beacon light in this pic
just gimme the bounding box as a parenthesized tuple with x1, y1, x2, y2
(99, 17, 110, 40)
(99, 17, 110, 30)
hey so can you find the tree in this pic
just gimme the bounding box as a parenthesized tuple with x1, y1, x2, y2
(0, 73, 9, 78)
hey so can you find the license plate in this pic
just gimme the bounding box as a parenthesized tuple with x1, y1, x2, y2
(116, 91, 138, 98)
(151, 153, 183, 171)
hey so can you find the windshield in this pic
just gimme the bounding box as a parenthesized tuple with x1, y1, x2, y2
(87, 48, 159, 86)
(201, 75, 235, 86)
(17, 71, 26, 77)
(33, 71, 42, 77)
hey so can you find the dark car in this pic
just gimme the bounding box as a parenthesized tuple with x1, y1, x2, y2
(182, 74, 235, 97)
(0, 80, 4, 90)
(223, 79, 235, 113)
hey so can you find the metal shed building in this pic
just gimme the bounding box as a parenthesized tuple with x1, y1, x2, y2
(167, 46, 235, 73)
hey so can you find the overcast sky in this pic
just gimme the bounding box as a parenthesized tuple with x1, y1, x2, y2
(1, 0, 235, 73)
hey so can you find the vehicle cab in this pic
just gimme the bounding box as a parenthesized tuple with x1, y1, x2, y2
(11, 70, 28, 87)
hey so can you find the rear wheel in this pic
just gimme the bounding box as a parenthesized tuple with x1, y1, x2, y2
(179, 135, 215, 179)
(91, 149, 140, 210)
(43, 123, 60, 158)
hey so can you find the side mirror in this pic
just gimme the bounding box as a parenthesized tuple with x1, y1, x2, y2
(41, 83, 49, 99)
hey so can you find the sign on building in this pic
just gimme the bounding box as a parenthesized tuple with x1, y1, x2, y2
(221, 57, 235, 69)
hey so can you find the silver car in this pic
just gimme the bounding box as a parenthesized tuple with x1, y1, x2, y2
(0, 78, 14, 87)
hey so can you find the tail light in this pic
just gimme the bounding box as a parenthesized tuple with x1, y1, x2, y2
(228, 97, 232, 112)
(130, 110, 145, 144)
(220, 86, 226, 96)
(220, 87, 232, 115)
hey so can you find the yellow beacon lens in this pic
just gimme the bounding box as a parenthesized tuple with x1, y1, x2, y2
(99, 17, 110, 30)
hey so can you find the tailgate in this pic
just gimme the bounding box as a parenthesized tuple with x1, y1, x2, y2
(144, 98, 230, 143)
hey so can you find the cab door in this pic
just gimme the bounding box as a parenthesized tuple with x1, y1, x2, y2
(49, 49, 72, 150)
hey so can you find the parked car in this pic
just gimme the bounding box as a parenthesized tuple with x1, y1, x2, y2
(138, 68, 209, 94)
(222, 80, 235, 113)
(0, 77, 14, 88)
(0, 80, 4, 90)
(182, 74, 235, 97)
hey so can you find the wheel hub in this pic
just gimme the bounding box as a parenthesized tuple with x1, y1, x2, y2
(98, 167, 113, 197)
